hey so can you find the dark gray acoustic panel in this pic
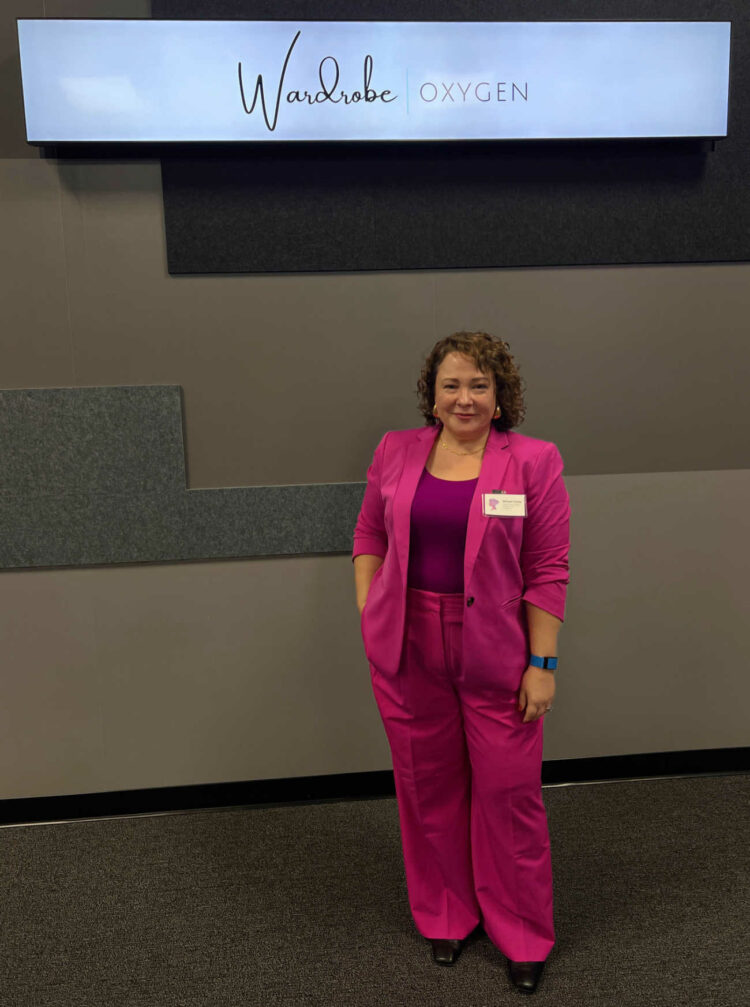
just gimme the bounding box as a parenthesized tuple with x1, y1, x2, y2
(156, 0, 749, 274)
(0, 387, 363, 569)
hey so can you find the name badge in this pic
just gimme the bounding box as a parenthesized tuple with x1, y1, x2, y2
(482, 492, 527, 517)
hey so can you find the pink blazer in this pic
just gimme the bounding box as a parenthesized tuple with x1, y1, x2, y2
(353, 424, 570, 690)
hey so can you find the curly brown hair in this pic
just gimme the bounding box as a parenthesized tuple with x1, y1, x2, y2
(416, 331, 526, 431)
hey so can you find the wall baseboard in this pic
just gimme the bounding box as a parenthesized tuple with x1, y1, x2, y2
(2, 747, 748, 827)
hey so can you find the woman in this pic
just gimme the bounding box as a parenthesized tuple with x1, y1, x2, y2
(352, 332, 570, 995)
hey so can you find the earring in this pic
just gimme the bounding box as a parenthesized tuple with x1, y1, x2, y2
(433, 405, 439, 417)
(494, 406, 501, 418)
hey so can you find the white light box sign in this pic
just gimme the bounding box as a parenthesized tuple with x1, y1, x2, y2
(17, 19, 731, 143)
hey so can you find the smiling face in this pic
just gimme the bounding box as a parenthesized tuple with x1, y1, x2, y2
(433, 352, 497, 443)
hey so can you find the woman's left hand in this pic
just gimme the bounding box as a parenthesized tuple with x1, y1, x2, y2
(517, 666, 556, 723)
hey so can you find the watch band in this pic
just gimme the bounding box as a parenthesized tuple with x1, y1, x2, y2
(530, 654, 558, 670)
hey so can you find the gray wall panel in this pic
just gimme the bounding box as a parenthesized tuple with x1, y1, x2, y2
(1, 386, 186, 495)
(0, 386, 363, 569)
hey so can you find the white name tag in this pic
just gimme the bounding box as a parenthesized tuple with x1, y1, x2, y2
(482, 492, 527, 517)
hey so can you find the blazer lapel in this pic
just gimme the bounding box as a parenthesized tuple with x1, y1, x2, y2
(464, 427, 511, 590)
(392, 426, 440, 585)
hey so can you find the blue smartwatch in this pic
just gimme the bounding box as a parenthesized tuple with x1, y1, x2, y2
(530, 654, 558, 670)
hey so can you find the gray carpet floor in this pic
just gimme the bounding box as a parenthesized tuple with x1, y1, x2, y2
(1, 774, 748, 1006)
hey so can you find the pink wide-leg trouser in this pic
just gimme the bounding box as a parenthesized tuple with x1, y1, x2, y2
(368, 587, 555, 962)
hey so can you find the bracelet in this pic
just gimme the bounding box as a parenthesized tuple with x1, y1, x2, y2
(530, 654, 558, 670)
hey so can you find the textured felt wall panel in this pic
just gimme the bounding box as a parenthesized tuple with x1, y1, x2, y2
(0, 387, 362, 569)
(155, 0, 749, 274)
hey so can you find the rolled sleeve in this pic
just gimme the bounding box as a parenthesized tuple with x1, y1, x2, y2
(520, 442, 571, 622)
(352, 432, 389, 560)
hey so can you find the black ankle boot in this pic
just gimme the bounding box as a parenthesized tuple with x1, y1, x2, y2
(430, 938, 462, 966)
(508, 959, 545, 993)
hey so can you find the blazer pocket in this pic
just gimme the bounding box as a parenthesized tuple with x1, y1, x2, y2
(361, 564, 385, 620)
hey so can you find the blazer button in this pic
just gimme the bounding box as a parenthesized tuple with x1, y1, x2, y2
(466, 597, 475, 607)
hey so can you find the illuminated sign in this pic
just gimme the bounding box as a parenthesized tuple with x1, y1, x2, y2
(17, 19, 731, 142)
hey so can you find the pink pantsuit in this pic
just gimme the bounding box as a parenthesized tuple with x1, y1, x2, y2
(353, 425, 570, 962)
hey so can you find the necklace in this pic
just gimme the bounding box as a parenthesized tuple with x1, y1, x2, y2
(439, 437, 486, 456)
